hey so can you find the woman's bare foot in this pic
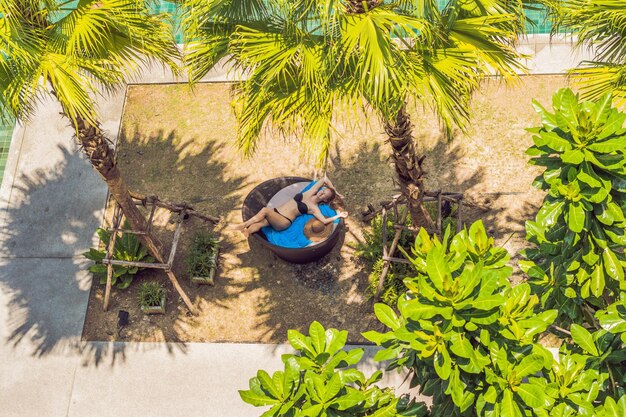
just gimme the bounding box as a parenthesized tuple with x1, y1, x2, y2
(242, 228, 250, 238)
(230, 223, 246, 231)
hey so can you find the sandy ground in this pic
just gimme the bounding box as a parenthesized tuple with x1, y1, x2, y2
(81, 75, 570, 343)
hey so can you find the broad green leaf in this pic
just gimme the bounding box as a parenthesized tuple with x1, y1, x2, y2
(239, 388, 280, 407)
(325, 329, 348, 356)
(532, 99, 558, 130)
(596, 112, 626, 141)
(333, 389, 365, 410)
(341, 348, 364, 366)
(516, 383, 546, 408)
(537, 130, 572, 152)
(568, 202, 585, 233)
(570, 324, 599, 356)
(515, 354, 545, 378)
(361, 331, 392, 345)
(434, 348, 452, 380)
(561, 149, 584, 164)
(500, 388, 521, 417)
(309, 321, 326, 354)
(602, 247, 624, 281)
(587, 136, 626, 153)
(338, 369, 364, 385)
(289, 330, 313, 354)
(590, 265, 605, 297)
(369, 400, 397, 417)
(300, 403, 324, 417)
(323, 373, 342, 402)
(537, 201, 564, 227)
(425, 248, 450, 292)
(461, 295, 505, 311)
(577, 163, 602, 188)
(258, 370, 282, 400)
(373, 347, 401, 362)
(400, 300, 445, 320)
(374, 303, 402, 330)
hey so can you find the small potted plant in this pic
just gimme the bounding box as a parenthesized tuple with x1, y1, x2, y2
(138, 281, 167, 314)
(187, 232, 220, 285)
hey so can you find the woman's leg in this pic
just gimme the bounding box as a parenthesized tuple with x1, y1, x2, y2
(232, 207, 271, 230)
(235, 207, 291, 237)
(244, 219, 269, 237)
(242, 208, 291, 236)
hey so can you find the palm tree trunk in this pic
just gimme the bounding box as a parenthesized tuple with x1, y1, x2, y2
(74, 116, 198, 315)
(384, 104, 435, 230)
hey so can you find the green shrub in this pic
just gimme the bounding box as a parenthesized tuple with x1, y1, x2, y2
(366, 259, 414, 306)
(137, 281, 166, 308)
(186, 232, 219, 277)
(353, 211, 416, 305)
(83, 222, 154, 289)
(520, 88, 626, 328)
(352, 211, 414, 264)
(365, 222, 626, 416)
(239, 321, 427, 417)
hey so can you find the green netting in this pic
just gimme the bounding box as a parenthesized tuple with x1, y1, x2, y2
(0, 110, 15, 186)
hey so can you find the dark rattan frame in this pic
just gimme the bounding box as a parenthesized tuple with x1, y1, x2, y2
(242, 176, 344, 263)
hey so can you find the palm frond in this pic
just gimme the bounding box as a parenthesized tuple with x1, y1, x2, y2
(569, 63, 626, 109)
(561, 0, 626, 63)
(448, 14, 525, 78)
(2, 0, 181, 126)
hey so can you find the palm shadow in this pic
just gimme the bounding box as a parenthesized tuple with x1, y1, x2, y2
(0, 145, 106, 359)
(80, 127, 251, 346)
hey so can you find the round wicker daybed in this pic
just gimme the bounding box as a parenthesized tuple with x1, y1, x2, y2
(242, 176, 344, 264)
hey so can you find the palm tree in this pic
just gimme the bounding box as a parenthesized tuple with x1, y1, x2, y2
(182, 0, 525, 228)
(547, 0, 626, 107)
(0, 0, 197, 313)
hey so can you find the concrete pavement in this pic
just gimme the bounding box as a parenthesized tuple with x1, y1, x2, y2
(0, 37, 594, 417)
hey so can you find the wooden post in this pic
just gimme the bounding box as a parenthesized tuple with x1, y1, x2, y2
(456, 198, 463, 233)
(167, 210, 185, 267)
(103, 206, 121, 312)
(376, 201, 408, 299)
(436, 191, 442, 235)
(377, 229, 402, 298)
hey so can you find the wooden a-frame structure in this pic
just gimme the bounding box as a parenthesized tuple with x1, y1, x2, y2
(101, 193, 219, 314)
(369, 190, 464, 298)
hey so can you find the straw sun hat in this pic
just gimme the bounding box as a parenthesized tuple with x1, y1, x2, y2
(303, 218, 333, 242)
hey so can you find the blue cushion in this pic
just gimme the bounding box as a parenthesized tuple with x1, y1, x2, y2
(261, 181, 338, 248)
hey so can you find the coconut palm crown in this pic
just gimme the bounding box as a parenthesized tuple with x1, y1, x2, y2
(183, 0, 526, 226)
(0, 0, 197, 313)
(548, 0, 626, 107)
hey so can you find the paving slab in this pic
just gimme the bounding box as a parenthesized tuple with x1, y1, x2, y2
(67, 343, 415, 417)
(0, 257, 89, 417)
(0, 99, 107, 259)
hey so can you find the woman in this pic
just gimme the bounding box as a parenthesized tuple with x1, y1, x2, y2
(233, 176, 348, 237)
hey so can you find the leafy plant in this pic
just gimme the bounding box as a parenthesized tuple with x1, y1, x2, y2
(83, 223, 154, 289)
(352, 211, 414, 264)
(364, 221, 558, 416)
(520, 88, 626, 327)
(137, 281, 166, 308)
(239, 321, 427, 417)
(539, 300, 626, 416)
(353, 211, 416, 305)
(366, 259, 414, 306)
(186, 232, 219, 277)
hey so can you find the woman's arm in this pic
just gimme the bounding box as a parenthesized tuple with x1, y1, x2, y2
(305, 175, 343, 198)
(320, 175, 345, 199)
(311, 208, 349, 224)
